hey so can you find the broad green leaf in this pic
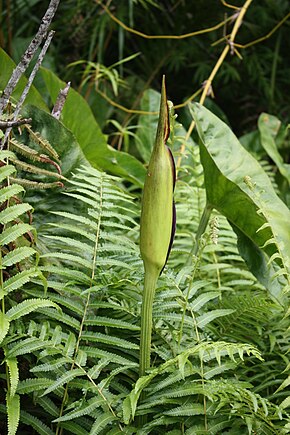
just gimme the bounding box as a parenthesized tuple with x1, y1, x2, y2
(0, 48, 47, 110)
(0, 311, 10, 344)
(233, 224, 286, 304)
(191, 103, 290, 275)
(258, 113, 290, 184)
(7, 393, 20, 435)
(40, 67, 146, 186)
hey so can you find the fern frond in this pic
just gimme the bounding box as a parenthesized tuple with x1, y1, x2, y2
(2, 246, 36, 267)
(0, 164, 16, 182)
(2, 268, 40, 297)
(0, 184, 24, 202)
(0, 223, 33, 246)
(53, 396, 104, 422)
(6, 393, 20, 435)
(84, 316, 140, 330)
(6, 358, 19, 397)
(6, 337, 53, 358)
(41, 368, 85, 396)
(80, 331, 139, 350)
(20, 409, 55, 435)
(0, 311, 10, 344)
(6, 298, 59, 321)
(89, 411, 117, 434)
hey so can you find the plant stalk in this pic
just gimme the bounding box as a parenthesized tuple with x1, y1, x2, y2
(139, 267, 159, 378)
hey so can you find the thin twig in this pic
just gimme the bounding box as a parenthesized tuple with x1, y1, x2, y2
(1, 31, 55, 149)
(0, 118, 32, 129)
(0, 0, 60, 116)
(176, 0, 253, 170)
(51, 81, 71, 119)
(97, 0, 234, 40)
(235, 12, 290, 49)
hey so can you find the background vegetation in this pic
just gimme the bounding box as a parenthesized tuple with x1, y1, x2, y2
(0, 0, 290, 434)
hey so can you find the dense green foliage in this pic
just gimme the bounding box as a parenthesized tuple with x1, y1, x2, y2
(1, 1, 290, 434)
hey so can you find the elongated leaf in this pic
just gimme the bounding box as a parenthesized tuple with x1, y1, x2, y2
(89, 412, 116, 435)
(40, 67, 146, 186)
(6, 358, 19, 397)
(17, 378, 54, 394)
(0, 223, 33, 246)
(6, 298, 59, 321)
(41, 368, 84, 396)
(191, 103, 290, 275)
(2, 268, 39, 297)
(7, 393, 20, 435)
(6, 337, 52, 358)
(53, 397, 104, 422)
(0, 311, 10, 344)
(258, 113, 290, 184)
(0, 203, 33, 225)
(0, 184, 24, 203)
(2, 247, 36, 267)
(0, 164, 16, 182)
(20, 410, 55, 435)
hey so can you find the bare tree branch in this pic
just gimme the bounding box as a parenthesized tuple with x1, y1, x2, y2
(0, 118, 32, 129)
(1, 31, 55, 149)
(51, 81, 71, 119)
(0, 0, 60, 116)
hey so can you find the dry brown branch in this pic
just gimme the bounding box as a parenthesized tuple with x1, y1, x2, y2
(0, 0, 60, 116)
(0, 118, 32, 129)
(51, 81, 71, 119)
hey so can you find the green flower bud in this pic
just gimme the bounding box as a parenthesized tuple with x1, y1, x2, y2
(140, 76, 176, 276)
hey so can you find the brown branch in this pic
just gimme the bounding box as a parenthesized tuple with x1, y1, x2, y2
(51, 81, 71, 119)
(1, 31, 55, 149)
(235, 12, 290, 49)
(176, 0, 253, 170)
(0, 118, 32, 129)
(96, 0, 234, 40)
(0, 0, 60, 116)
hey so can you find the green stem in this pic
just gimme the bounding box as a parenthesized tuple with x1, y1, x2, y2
(188, 202, 213, 262)
(139, 268, 158, 378)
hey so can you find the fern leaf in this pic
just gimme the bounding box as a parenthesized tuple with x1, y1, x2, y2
(0, 311, 10, 344)
(0, 164, 16, 183)
(89, 412, 116, 435)
(0, 184, 24, 203)
(164, 403, 204, 416)
(2, 268, 39, 297)
(81, 346, 138, 366)
(6, 358, 19, 397)
(53, 396, 104, 422)
(50, 211, 98, 229)
(2, 246, 36, 267)
(41, 252, 93, 269)
(6, 298, 59, 321)
(0, 223, 33, 246)
(36, 396, 59, 417)
(17, 378, 55, 394)
(197, 309, 235, 328)
(6, 337, 52, 358)
(0, 203, 33, 225)
(84, 316, 140, 330)
(80, 331, 139, 350)
(43, 235, 94, 253)
(41, 368, 85, 396)
(20, 409, 55, 435)
(30, 357, 70, 373)
(41, 265, 91, 284)
(58, 421, 90, 435)
(27, 289, 84, 315)
(7, 393, 20, 435)
(48, 222, 96, 241)
(37, 307, 81, 329)
(0, 150, 17, 161)
(190, 291, 221, 311)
